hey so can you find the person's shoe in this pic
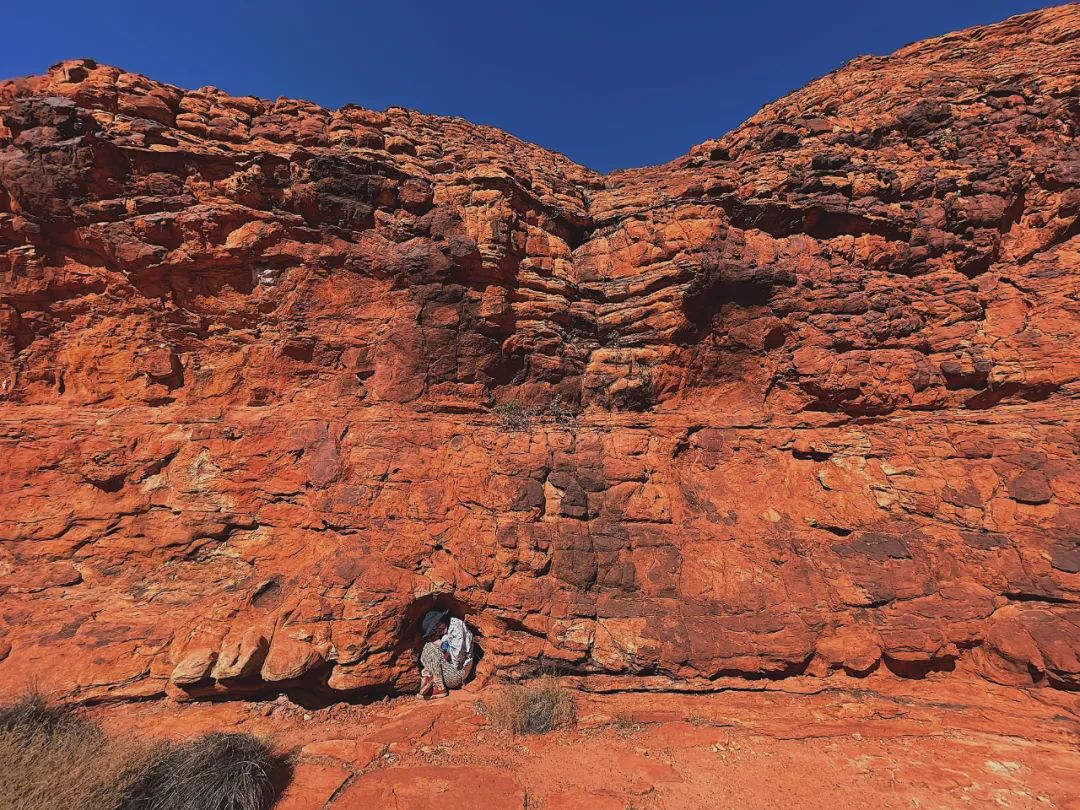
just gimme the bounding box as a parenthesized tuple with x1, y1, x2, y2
(418, 674, 435, 699)
(430, 686, 449, 699)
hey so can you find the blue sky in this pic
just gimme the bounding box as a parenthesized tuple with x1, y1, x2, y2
(3, 1, 1054, 172)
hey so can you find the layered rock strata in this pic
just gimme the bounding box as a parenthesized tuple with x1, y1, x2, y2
(0, 6, 1077, 701)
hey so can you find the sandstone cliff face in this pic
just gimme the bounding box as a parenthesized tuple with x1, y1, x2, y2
(0, 7, 1077, 702)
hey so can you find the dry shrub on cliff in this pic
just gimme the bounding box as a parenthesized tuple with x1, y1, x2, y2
(0, 693, 157, 810)
(493, 399, 536, 430)
(493, 396, 578, 430)
(0, 694, 286, 810)
(483, 677, 577, 735)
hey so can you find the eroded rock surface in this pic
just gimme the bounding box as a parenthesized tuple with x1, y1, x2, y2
(96, 680, 1080, 810)
(0, 6, 1078, 702)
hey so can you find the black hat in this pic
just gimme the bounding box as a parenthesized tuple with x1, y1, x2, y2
(420, 609, 450, 639)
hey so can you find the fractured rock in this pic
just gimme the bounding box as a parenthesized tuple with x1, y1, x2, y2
(0, 7, 1078, 702)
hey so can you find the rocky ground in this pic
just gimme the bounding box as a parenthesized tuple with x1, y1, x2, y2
(93, 674, 1079, 809)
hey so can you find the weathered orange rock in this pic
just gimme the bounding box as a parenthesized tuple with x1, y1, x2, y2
(334, 766, 526, 810)
(84, 679, 1079, 810)
(299, 739, 384, 769)
(0, 6, 1078, 703)
(274, 760, 350, 810)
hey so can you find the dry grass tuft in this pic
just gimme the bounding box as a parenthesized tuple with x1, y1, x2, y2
(610, 712, 641, 735)
(483, 677, 577, 735)
(120, 732, 282, 810)
(0, 693, 158, 810)
(0, 692, 78, 735)
(0, 693, 286, 810)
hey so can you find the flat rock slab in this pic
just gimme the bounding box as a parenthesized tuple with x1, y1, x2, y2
(275, 761, 350, 810)
(87, 682, 1080, 810)
(333, 766, 526, 810)
(300, 739, 384, 769)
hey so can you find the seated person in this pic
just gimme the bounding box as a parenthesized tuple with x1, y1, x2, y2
(418, 608, 474, 699)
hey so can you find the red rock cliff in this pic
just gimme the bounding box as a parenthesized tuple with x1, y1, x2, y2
(0, 6, 1077, 701)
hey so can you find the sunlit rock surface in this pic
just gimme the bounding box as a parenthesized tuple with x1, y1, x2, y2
(0, 6, 1077, 702)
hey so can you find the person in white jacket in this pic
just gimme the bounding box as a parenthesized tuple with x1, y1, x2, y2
(418, 609, 474, 699)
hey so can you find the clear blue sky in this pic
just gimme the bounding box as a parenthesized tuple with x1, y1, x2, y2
(2, 1, 1055, 172)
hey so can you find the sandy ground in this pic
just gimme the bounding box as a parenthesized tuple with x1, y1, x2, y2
(91, 674, 1080, 810)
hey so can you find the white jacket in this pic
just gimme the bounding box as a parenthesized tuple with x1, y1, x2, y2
(441, 617, 474, 670)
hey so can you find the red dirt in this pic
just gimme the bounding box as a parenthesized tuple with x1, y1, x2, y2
(91, 676, 1080, 809)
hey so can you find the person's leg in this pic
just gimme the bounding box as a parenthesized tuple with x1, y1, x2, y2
(441, 664, 465, 690)
(420, 642, 445, 694)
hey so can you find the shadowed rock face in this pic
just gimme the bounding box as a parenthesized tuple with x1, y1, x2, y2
(0, 7, 1077, 702)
